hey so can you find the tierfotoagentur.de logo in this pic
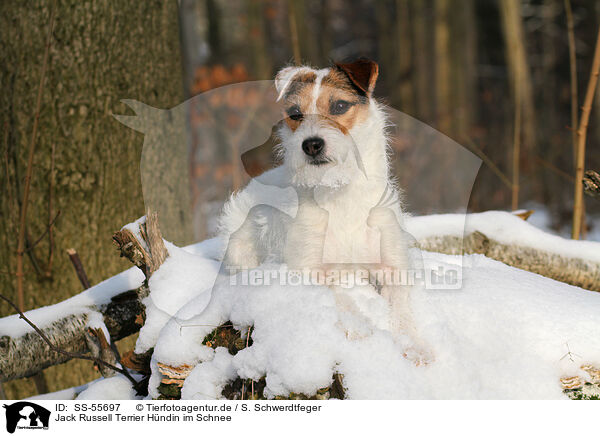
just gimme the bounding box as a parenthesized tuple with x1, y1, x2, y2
(2, 402, 50, 433)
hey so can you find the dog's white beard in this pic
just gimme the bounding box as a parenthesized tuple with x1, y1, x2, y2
(279, 124, 366, 189)
(316, 151, 364, 188)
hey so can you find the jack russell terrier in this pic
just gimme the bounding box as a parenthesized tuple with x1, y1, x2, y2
(218, 59, 430, 364)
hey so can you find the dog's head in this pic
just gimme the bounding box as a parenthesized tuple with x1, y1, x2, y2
(274, 59, 384, 188)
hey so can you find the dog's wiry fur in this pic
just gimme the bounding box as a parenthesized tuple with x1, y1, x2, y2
(217, 60, 429, 363)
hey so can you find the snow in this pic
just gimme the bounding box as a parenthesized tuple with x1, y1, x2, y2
(181, 348, 237, 400)
(86, 311, 111, 345)
(406, 211, 600, 263)
(0, 266, 145, 338)
(140, 247, 600, 400)
(76, 375, 140, 400)
(522, 202, 600, 242)
(135, 241, 220, 354)
(27, 383, 91, 400)
(6, 211, 600, 400)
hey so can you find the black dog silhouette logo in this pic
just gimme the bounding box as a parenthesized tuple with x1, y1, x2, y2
(3, 402, 50, 433)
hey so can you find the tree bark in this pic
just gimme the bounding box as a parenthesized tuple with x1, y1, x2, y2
(0, 0, 182, 398)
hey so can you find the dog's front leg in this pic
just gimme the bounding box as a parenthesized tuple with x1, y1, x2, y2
(223, 207, 262, 272)
(284, 195, 328, 270)
(367, 207, 433, 365)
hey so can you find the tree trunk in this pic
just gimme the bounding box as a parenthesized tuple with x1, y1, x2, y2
(0, 0, 182, 399)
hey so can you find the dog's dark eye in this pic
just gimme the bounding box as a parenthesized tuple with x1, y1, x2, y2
(286, 105, 303, 121)
(330, 100, 352, 115)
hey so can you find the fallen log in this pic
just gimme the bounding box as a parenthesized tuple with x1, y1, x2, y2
(0, 285, 147, 383)
(418, 231, 600, 292)
(0, 210, 166, 384)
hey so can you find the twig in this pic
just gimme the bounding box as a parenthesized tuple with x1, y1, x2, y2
(463, 138, 512, 188)
(533, 155, 574, 183)
(512, 72, 522, 211)
(3, 123, 15, 229)
(25, 210, 61, 252)
(177, 322, 234, 334)
(46, 141, 56, 277)
(248, 328, 254, 398)
(564, 0, 578, 165)
(67, 248, 91, 289)
(24, 232, 43, 277)
(572, 27, 600, 239)
(0, 292, 140, 390)
(240, 327, 253, 400)
(85, 328, 119, 378)
(15, 0, 56, 311)
(559, 342, 581, 363)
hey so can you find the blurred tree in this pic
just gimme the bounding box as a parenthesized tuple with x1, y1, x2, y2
(435, 0, 452, 135)
(500, 0, 537, 152)
(0, 0, 182, 399)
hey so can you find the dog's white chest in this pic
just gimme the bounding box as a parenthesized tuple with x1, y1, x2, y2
(321, 212, 382, 264)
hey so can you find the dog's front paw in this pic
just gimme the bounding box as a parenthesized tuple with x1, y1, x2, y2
(402, 344, 434, 367)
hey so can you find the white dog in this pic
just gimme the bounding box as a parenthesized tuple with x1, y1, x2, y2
(217, 59, 429, 364)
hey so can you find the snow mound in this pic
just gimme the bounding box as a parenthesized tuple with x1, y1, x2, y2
(135, 242, 220, 354)
(130, 240, 600, 400)
(64, 211, 600, 400)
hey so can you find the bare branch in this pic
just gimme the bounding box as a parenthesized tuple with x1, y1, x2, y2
(572, 29, 600, 238)
(15, 0, 57, 311)
(67, 248, 91, 289)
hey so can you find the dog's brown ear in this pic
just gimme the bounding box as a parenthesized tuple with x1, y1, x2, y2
(335, 59, 379, 96)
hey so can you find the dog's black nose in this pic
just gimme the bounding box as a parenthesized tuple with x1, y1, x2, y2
(302, 137, 325, 157)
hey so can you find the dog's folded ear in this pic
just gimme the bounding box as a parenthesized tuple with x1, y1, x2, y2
(335, 59, 379, 97)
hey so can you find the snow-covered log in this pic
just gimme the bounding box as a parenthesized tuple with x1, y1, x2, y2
(0, 211, 165, 384)
(2, 211, 599, 389)
(408, 211, 600, 292)
(418, 231, 600, 291)
(0, 285, 147, 383)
